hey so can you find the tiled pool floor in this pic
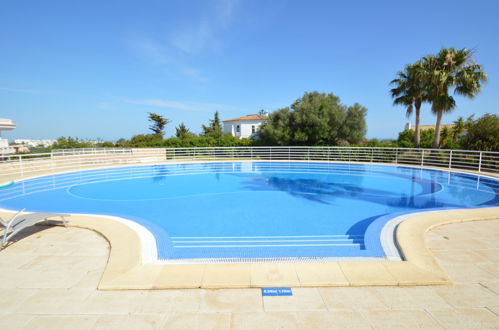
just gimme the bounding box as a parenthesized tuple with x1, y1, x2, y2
(0, 220, 498, 329)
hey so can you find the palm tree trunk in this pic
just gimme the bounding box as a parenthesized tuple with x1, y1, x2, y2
(432, 110, 443, 148)
(414, 103, 421, 148)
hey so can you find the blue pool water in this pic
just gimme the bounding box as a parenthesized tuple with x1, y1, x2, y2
(1, 162, 498, 260)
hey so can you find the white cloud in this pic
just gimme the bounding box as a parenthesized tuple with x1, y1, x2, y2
(123, 98, 234, 112)
(169, 0, 239, 54)
(0, 87, 40, 94)
(126, 0, 240, 82)
(127, 36, 170, 65)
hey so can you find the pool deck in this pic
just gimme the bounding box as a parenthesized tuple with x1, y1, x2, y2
(1, 218, 498, 329)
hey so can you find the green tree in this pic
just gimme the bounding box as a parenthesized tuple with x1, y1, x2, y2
(148, 112, 169, 136)
(175, 122, 193, 139)
(390, 62, 428, 147)
(260, 92, 366, 146)
(452, 117, 466, 141)
(460, 114, 499, 151)
(259, 107, 294, 145)
(342, 103, 367, 144)
(421, 48, 487, 148)
(50, 137, 94, 150)
(439, 126, 451, 148)
(397, 129, 435, 148)
(202, 111, 223, 139)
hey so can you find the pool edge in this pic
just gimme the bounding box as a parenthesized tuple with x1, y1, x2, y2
(2, 207, 498, 289)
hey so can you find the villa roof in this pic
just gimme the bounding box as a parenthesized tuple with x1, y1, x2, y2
(223, 114, 268, 122)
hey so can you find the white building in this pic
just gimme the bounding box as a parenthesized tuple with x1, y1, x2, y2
(0, 118, 16, 154)
(14, 139, 57, 148)
(223, 114, 268, 139)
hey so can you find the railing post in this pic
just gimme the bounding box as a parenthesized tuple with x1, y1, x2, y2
(19, 155, 24, 177)
(395, 148, 398, 164)
(478, 152, 482, 172)
(288, 147, 291, 161)
(270, 147, 272, 161)
(421, 149, 424, 166)
(448, 150, 453, 169)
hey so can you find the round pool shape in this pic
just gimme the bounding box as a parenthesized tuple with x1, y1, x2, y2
(1, 161, 497, 261)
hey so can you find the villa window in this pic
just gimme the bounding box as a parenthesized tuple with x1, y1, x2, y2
(236, 125, 240, 133)
(252, 125, 256, 133)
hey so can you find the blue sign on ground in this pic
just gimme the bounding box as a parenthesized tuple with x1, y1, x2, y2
(261, 287, 293, 296)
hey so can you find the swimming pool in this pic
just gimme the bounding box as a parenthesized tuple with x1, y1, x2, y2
(1, 161, 497, 261)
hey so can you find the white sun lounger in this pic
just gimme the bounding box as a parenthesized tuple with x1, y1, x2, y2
(0, 209, 69, 246)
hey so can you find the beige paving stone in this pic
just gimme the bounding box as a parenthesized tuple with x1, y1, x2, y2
(488, 305, 499, 316)
(0, 288, 35, 312)
(478, 263, 499, 277)
(0, 253, 38, 269)
(382, 261, 449, 285)
(263, 288, 326, 312)
(48, 289, 97, 315)
(250, 263, 300, 287)
(168, 289, 203, 312)
(0, 314, 34, 329)
(22, 315, 99, 330)
(481, 282, 499, 296)
(100, 265, 161, 290)
(230, 312, 300, 330)
(162, 312, 231, 330)
(294, 262, 349, 287)
(339, 262, 398, 286)
(20, 255, 106, 273)
(318, 287, 388, 310)
(443, 264, 498, 283)
(363, 309, 441, 329)
(93, 314, 166, 329)
(17, 268, 90, 289)
(0, 268, 29, 288)
(132, 290, 177, 314)
(435, 284, 499, 308)
(370, 286, 452, 309)
(431, 249, 488, 265)
(15, 288, 90, 314)
(428, 308, 499, 329)
(78, 290, 148, 314)
(202, 264, 251, 288)
(297, 310, 373, 329)
(71, 269, 104, 290)
(200, 289, 263, 312)
(154, 265, 205, 289)
(473, 249, 499, 263)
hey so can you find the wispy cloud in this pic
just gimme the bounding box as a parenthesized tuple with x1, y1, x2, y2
(169, 0, 239, 54)
(0, 87, 41, 94)
(127, 36, 171, 65)
(126, 0, 240, 82)
(122, 98, 234, 112)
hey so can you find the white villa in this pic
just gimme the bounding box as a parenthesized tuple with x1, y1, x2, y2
(223, 114, 268, 139)
(0, 118, 16, 154)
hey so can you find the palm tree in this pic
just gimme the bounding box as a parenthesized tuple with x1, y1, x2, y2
(390, 62, 427, 147)
(422, 48, 487, 148)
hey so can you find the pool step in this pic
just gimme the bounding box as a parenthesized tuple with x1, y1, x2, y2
(171, 235, 362, 248)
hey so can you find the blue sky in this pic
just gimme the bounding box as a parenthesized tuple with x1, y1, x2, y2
(1, 0, 498, 141)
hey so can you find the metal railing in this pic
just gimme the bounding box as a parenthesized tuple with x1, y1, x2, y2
(1, 147, 498, 182)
